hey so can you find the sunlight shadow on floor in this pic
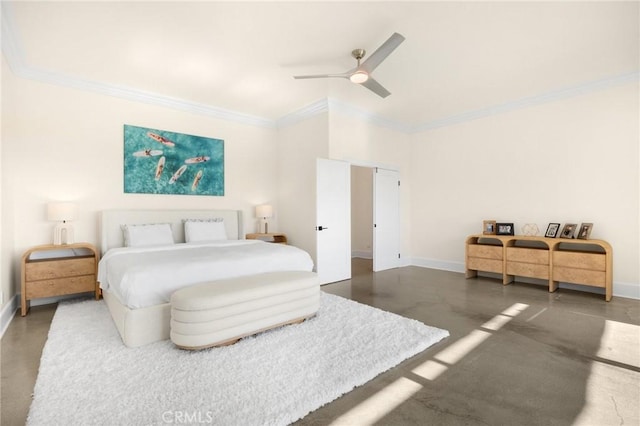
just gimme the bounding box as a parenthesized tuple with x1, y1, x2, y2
(329, 302, 531, 425)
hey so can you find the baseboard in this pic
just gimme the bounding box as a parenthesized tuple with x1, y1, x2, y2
(611, 281, 640, 300)
(411, 257, 465, 274)
(0, 292, 97, 338)
(410, 257, 639, 300)
(351, 250, 372, 259)
(0, 294, 19, 339)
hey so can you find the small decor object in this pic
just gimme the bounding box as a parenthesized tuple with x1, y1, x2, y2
(545, 223, 561, 238)
(483, 220, 496, 235)
(256, 204, 273, 233)
(577, 223, 593, 240)
(521, 223, 539, 236)
(496, 223, 514, 235)
(560, 223, 577, 239)
(47, 202, 78, 245)
(123, 125, 224, 196)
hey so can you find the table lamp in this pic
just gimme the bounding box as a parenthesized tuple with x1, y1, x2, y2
(255, 204, 273, 234)
(47, 202, 78, 245)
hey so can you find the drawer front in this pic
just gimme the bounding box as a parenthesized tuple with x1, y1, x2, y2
(506, 261, 549, 279)
(553, 251, 605, 271)
(506, 247, 549, 265)
(26, 275, 96, 299)
(25, 257, 95, 281)
(467, 257, 503, 274)
(553, 267, 605, 287)
(468, 245, 503, 260)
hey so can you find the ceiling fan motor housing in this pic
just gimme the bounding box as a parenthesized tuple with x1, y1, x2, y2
(351, 49, 366, 62)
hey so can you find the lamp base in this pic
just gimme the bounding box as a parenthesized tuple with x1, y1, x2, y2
(53, 222, 74, 245)
(264, 222, 269, 234)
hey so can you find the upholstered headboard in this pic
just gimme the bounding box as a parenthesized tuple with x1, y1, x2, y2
(99, 209, 243, 255)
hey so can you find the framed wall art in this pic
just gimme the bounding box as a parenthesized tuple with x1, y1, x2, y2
(123, 125, 224, 196)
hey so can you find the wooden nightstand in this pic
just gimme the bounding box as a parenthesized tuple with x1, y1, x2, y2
(21, 243, 100, 316)
(246, 233, 288, 244)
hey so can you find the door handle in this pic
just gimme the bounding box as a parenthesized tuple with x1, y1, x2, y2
(315, 226, 329, 231)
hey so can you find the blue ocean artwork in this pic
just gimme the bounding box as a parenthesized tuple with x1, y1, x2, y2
(123, 125, 224, 196)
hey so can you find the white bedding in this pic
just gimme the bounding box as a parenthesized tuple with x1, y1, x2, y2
(98, 240, 314, 309)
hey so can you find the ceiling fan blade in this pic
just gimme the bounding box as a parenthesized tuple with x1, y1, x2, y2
(360, 32, 405, 73)
(293, 73, 349, 80)
(360, 76, 391, 98)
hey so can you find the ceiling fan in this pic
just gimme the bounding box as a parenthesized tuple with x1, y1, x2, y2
(293, 32, 405, 98)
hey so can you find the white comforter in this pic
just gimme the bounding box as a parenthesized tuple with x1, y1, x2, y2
(98, 240, 314, 309)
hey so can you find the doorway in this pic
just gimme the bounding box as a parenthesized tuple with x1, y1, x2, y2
(315, 160, 400, 284)
(350, 165, 400, 272)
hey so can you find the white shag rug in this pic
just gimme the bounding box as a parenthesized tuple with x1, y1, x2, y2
(28, 292, 448, 426)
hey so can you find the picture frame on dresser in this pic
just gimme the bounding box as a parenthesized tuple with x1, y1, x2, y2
(577, 223, 593, 240)
(560, 223, 577, 239)
(496, 223, 514, 235)
(545, 223, 561, 238)
(483, 220, 497, 235)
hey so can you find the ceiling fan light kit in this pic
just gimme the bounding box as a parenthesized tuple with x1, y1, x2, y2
(293, 32, 405, 98)
(349, 71, 369, 84)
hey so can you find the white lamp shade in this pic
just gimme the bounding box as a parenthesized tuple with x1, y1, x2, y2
(255, 204, 273, 219)
(47, 202, 78, 222)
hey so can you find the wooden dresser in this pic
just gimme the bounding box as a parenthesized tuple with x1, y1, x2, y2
(465, 234, 612, 301)
(21, 243, 100, 316)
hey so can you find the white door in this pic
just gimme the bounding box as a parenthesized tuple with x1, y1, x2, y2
(373, 168, 400, 271)
(316, 158, 351, 284)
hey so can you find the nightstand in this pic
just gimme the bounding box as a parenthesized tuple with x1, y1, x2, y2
(21, 243, 100, 316)
(246, 233, 288, 244)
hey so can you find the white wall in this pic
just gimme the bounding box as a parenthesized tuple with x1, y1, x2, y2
(1, 59, 279, 306)
(410, 82, 639, 298)
(276, 113, 329, 265)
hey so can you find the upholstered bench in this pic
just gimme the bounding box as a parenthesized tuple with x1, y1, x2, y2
(170, 271, 320, 350)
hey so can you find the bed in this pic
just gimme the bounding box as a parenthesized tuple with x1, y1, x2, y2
(97, 209, 314, 347)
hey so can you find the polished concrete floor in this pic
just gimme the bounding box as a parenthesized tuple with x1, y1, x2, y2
(2, 259, 639, 425)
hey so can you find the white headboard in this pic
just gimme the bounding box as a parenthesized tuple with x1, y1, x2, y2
(99, 209, 243, 255)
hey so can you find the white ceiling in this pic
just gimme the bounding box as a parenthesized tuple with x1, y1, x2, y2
(3, 1, 638, 130)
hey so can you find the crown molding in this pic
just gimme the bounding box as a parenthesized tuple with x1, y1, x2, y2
(275, 98, 329, 128)
(412, 71, 640, 133)
(327, 98, 412, 133)
(0, 3, 275, 129)
(275, 97, 412, 133)
(3, 2, 638, 135)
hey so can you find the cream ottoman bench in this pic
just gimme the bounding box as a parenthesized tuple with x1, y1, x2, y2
(170, 271, 319, 350)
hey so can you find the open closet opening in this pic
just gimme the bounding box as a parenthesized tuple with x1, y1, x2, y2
(351, 165, 374, 273)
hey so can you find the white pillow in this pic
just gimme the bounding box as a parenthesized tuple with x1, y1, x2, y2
(122, 223, 174, 247)
(184, 220, 227, 243)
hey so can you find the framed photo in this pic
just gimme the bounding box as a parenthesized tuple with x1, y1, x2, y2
(545, 223, 561, 238)
(577, 223, 593, 240)
(560, 223, 577, 239)
(496, 223, 514, 235)
(483, 220, 497, 235)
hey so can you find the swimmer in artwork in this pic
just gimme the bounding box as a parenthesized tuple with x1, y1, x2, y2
(169, 165, 187, 184)
(191, 170, 203, 191)
(155, 156, 165, 180)
(184, 156, 210, 164)
(133, 149, 163, 157)
(147, 132, 176, 147)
